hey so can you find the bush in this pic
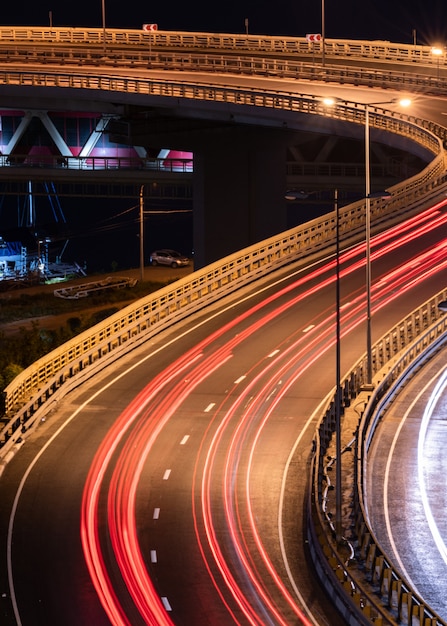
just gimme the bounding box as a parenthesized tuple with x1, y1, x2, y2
(3, 363, 24, 386)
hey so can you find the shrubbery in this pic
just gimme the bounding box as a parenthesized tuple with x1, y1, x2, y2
(0, 320, 78, 391)
(0, 277, 176, 401)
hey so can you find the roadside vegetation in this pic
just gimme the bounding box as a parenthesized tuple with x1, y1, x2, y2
(0, 279, 173, 398)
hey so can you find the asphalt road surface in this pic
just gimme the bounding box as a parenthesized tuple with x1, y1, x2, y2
(367, 346, 447, 619)
(1, 205, 446, 625)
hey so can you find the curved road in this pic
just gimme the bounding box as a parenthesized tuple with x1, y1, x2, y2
(367, 346, 447, 619)
(1, 33, 447, 626)
(0, 200, 446, 624)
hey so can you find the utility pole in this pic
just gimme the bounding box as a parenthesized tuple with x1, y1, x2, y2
(140, 185, 145, 283)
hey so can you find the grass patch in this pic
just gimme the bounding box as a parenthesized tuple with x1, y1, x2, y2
(0, 280, 172, 324)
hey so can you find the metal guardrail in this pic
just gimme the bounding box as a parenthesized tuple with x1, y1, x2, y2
(0, 166, 445, 449)
(1, 28, 447, 98)
(1, 28, 447, 622)
(0, 154, 410, 180)
(0, 154, 193, 173)
(286, 160, 416, 180)
(0, 27, 445, 69)
(1, 44, 447, 98)
(309, 289, 447, 625)
(53, 276, 138, 299)
(0, 71, 442, 157)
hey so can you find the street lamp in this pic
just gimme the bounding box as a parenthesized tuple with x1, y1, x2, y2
(321, 0, 325, 66)
(101, 0, 106, 57)
(286, 187, 342, 541)
(333, 188, 342, 543)
(364, 98, 410, 387)
(431, 46, 443, 79)
(322, 95, 411, 387)
(140, 185, 145, 282)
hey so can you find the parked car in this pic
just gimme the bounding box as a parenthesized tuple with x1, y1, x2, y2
(149, 249, 190, 268)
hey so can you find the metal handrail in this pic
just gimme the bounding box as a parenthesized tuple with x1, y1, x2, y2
(0, 154, 412, 179)
(310, 290, 447, 625)
(1, 165, 446, 447)
(0, 154, 193, 173)
(0, 27, 445, 69)
(0, 71, 442, 155)
(0, 28, 446, 622)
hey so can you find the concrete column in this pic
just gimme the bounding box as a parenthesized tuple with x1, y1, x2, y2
(192, 128, 288, 268)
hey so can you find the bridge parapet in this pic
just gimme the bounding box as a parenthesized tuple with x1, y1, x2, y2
(310, 289, 447, 625)
(0, 27, 445, 69)
(1, 28, 447, 98)
(0, 158, 445, 452)
(0, 73, 442, 162)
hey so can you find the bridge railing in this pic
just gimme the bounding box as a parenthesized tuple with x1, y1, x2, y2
(0, 154, 193, 173)
(0, 49, 445, 98)
(0, 51, 446, 456)
(309, 290, 447, 625)
(0, 71, 442, 159)
(0, 27, 445, 69)
(0, 153, 412, 180)
(1, 153, 446, 455)
(0, 72, 445, 443)
(1, 29, 447, 100)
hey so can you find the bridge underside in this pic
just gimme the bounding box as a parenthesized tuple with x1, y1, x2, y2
(108, 108, 429, 266)
(0, 103, 429, 267)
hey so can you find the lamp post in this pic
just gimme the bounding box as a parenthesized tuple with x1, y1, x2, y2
(101, 0, 106, 57)
(363, 99, 410, 386)
(321, 0, 325, 66)
(431, 46, 443, 80)
(334, 187, 342, 543)
(286, 187, 342, 541)
(364, 105, 373, 388)
(322, 96, 410, 387)
(140, 185, 145, 283)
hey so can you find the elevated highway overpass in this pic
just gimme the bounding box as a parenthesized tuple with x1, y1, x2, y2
(0, 27, 443, 266)
(0, 28, 447, 625)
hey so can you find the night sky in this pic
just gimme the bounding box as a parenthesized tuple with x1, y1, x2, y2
(1, 1, 447, 46)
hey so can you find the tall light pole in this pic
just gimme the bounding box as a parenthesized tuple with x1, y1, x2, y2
(364, 104, 373, 388)
(431, 46, 443, 80)
(101, 0, 106, 57)
(286, 187, 342, 541)
(334, 187, 342, 543)
(140, 185, 145, 282)
(321, 0, 325, 66)
(323, 96, 410, 387)
(364, 98, 410, 387)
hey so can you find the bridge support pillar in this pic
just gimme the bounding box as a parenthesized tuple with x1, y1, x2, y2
(192, 128, 288, 268)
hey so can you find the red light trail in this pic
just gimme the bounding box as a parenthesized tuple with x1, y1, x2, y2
(80, 201, 447, 624)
